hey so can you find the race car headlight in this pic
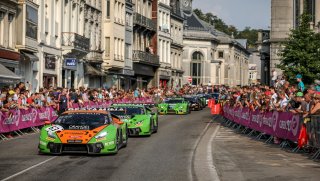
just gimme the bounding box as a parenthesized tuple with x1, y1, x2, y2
(95, 132, 108, 139)
(47, 131, 56, 139)
(135, 121, 143, 126)
(179, 106, 183, 109)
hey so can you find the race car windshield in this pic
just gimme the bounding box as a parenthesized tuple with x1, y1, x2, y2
(184, 98, 197, 102)
(54, 113, 110, 130)
(165, 99, 184, 104)
(109, 107, 145, 115)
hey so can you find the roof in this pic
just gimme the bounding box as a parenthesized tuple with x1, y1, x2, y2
(186, 13, 207, 29)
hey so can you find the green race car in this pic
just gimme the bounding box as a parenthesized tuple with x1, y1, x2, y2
(38, 110, 128, 155)
(108, 104, 158, 136)
(157, 98, 190, 115)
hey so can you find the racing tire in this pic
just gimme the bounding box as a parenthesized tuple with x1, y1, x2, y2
(149, 119, 154, 135)
(114, 130, 121, 153)
(153, 118, 158, 133)
(123, 126, 128, 147)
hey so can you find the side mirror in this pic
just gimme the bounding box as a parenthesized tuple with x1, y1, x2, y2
(117, 120, 124, 125)
(44, 121, 51, 125)
(112, 117, 124, 125)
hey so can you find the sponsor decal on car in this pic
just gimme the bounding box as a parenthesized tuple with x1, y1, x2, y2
(104, 141, 115, 146)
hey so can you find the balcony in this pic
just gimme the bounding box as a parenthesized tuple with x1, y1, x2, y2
(133, 50, 159, 66)
(61, 32, 90, 57)
(133, 13, 156, 32)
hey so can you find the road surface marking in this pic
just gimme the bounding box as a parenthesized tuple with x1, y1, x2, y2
(190, 119, 220, 181)
(189, 120, 211, 181)
(1, 156, 57, 181)
(207, 124, 220, 181)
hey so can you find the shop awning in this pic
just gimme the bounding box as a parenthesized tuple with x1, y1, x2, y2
(22, 52, 39, 62)
(84, 63, 104, 76)
(0, 63, 22, 84)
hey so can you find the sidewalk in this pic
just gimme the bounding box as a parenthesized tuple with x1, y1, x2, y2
(211, 120, 320, 181)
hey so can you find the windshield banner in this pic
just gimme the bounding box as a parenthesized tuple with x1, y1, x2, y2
(223, 105, 302, 142)
(0, 106, 58, 133)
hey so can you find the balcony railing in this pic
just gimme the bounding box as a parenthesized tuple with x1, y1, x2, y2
(133, 13, 156, 31)
(62, 32, 90, 52)
(133, 50, 159, 65)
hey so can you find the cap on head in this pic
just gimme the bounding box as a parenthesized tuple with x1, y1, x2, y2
(296, 92, 303, 97)
(296, 74, 302, 79)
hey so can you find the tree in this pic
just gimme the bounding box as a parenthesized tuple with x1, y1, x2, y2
(277, 13, 320, 85)
(193, 9, 257, 48)
(235, 27, 258, 49)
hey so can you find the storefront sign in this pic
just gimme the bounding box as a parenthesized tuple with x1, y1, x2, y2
(65, 58, 77, 66)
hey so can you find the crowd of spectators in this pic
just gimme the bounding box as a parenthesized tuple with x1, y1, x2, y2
(220, 74, 320, 118)
(0, 82, 215, 114)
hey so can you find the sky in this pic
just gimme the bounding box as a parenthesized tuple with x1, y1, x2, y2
(193, 0, 271, 30)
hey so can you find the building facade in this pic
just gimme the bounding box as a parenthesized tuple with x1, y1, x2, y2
(16, 0, 40, 92)
(170, 0, 184, 88)
(0, 0, 22, 88)
(157, 0, 171, 87)
(270, 0, 320, 78)
(101, 0, 126, 89)
(83, 1, 103, 88)
(182, 0, 250, 86)
(132, 0, 159, 89)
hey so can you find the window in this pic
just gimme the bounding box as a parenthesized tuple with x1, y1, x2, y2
(306, 0, 315, 24)
(105, 37, 110, 57)
(106, 0, 110, 19)
(218, 51, 224, 59)
(26, 5, 38, 40)
(190, 51, 203, 85)
(0, 11, 5, 20)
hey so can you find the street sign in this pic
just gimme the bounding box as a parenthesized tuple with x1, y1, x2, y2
(188, 77, 192, 83)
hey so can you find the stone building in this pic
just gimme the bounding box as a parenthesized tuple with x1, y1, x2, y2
(270, 0, 320, 77)
(16, 0, 40, 91)
(157, 0, 172, 87)
(0, 0, 22, 88)
(182, 0, 250, 86)
(132, 0, 159, 89)
(170, 0, 184, 88)
(101, 0, 127, 89)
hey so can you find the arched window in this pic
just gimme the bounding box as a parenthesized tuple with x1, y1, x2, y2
(190, 51, 203, 85)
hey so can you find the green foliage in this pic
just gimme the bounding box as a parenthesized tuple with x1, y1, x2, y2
(277, 13, 320, 85)
(193, 9, 257, 48)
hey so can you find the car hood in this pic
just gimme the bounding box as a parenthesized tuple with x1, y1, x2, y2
(46, 124, 108, 144)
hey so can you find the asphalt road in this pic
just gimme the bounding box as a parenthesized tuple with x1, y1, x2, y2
(0, 109, 214, 181)
(1, 109, 320, 181)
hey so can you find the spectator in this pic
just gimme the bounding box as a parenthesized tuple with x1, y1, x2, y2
(296, 74, 305, 92)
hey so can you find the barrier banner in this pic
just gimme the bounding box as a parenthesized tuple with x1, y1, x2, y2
(0, 97, 155, 133)
(223, 105, 302, 142)
(0, 106, 58, 133)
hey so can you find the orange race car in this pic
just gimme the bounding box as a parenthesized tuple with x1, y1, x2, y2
(38, 110, 128, 154)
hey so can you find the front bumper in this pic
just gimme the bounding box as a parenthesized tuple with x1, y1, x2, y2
(39, 141, 117, 154)
(128, 127, 151, 136)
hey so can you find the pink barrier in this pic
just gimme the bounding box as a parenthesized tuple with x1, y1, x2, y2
(0, 97, 155, 134)
(223, 105, 302, 142)
(0, 106, 58, 133)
